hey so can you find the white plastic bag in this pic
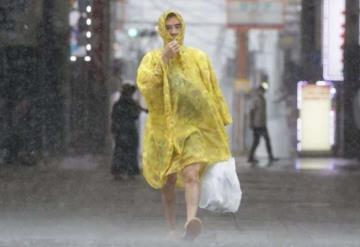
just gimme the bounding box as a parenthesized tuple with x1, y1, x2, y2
(199, 157, 242, 213)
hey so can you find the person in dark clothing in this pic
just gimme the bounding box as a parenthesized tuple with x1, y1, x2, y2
(111, 83, 147, 180)
(248, 85, 278, 164)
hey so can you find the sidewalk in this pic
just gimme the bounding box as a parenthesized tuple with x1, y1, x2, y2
(0, 155, 359, 246)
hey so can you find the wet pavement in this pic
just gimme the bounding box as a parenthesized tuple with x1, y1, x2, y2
(0, 155, 359, 246)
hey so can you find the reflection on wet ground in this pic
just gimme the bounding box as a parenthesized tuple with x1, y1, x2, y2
(0, 156, 359, 246)
(241, 156, 360, 172)
(295, 158, 360, 171)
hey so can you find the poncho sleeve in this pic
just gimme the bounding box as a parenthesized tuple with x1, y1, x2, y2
(136, 51, 167, 102)
(205, 55, 232, 126)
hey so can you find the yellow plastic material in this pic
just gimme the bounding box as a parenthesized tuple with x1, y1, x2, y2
(137, 10, 232, 189)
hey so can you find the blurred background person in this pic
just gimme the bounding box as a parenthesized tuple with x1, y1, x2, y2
(248, 85, 278, 164)
(110, 83, 147, 180)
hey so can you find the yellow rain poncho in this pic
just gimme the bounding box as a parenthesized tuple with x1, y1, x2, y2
(137, 10, 232, 189)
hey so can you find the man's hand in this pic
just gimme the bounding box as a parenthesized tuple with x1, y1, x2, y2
(162, 40, 180, 64)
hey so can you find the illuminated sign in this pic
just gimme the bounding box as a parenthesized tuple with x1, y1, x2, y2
(297, 81, 336, 152)
(226, 0, 286, 29)
(322, 0, 345, 81)
(69, 0, 93, 62)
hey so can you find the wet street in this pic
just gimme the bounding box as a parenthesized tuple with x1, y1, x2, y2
(0, 156, 359, 246)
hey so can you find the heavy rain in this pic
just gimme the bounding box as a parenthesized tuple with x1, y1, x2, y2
(0, 0, 359, 246)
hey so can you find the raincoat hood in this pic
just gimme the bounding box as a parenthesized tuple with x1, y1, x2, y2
(158, 10, 185, 46)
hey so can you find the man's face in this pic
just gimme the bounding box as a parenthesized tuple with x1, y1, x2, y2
(165, 16, 181, 39)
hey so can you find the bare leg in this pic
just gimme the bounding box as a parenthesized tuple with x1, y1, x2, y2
(182, 163, 201, 222)
(161, 174, 177, 231)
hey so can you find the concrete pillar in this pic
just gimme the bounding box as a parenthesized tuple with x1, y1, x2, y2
(66, 0, 110, 154)
(41, 0, 69, 154)
(340, 0, 360, 158)
(232, 30, 249, 155)
(300, 0, 322, 81)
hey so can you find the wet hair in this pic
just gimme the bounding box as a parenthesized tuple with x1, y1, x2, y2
(121, 83, 136, 95)
(165, 12, 177, 20)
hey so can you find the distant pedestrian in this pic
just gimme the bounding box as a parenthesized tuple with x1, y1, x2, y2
(137, 10, 232, 241)
(248, 85, 278, 164)
(111, 83, 147, 180)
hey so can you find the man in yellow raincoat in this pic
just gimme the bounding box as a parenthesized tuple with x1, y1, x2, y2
(137, 10, 232, 241)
